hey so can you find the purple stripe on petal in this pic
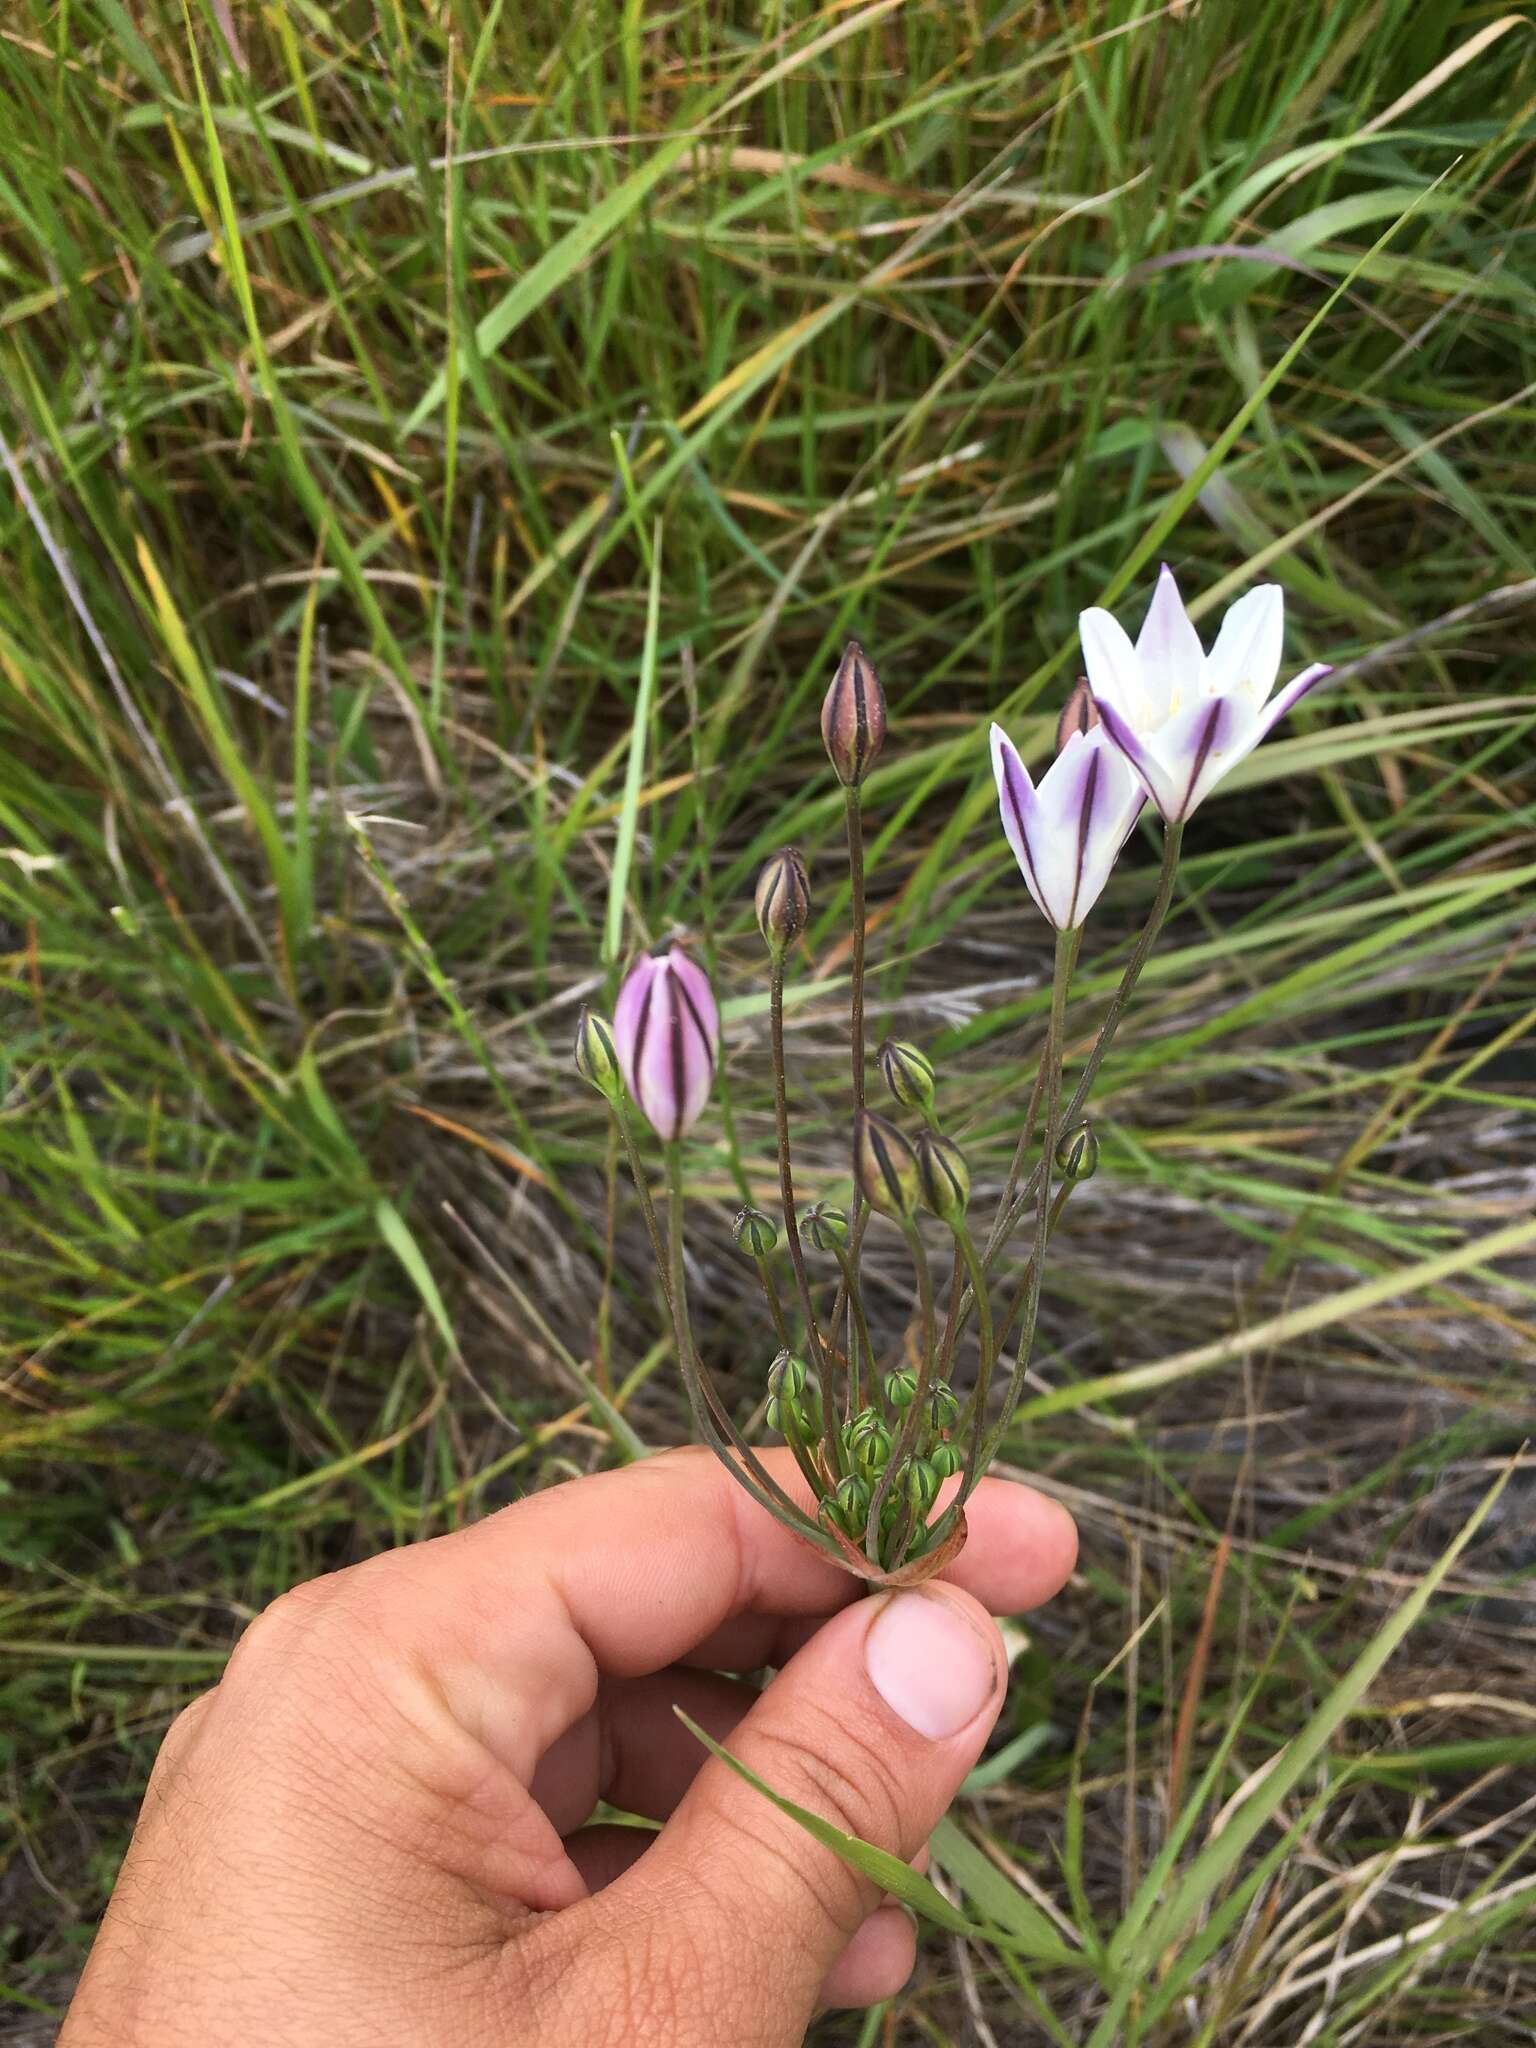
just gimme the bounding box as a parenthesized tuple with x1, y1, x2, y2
(1092, 694, 1179, 821)
(667, 946, 720, 1064)
(990, 723, 1056, 926)
(613, 953, 659, 1098)
(1069, 743, 1102, 928)
(1255, 661, 1332, 740)
(1177, 698, 1229, 820)
(665, 970, 685, 1142)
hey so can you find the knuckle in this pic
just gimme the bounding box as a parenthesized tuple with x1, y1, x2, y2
(224, 1575, 342, 1682)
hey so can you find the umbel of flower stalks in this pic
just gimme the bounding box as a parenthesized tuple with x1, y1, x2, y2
(612, 944, 719, 1142)
(575, 578, 1337, 1588)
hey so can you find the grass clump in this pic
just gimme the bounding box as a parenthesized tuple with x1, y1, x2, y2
(2, 1, 1535, 2038)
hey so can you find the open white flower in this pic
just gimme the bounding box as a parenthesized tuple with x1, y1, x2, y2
(1080, 567, 1331, 822)
(990, 712, 1144, 932)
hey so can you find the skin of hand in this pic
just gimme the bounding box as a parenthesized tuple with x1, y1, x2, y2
(59, 1447, 1076, 2048)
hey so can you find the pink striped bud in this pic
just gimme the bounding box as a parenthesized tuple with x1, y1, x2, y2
(612, 944, 719, 1143)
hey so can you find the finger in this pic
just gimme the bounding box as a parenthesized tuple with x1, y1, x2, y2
(818, 1904, 916, 2009)
(531, 1668, 757, 1835)
(268, 1448, 1071, 1792)
(567, 1829, 917, 2009)
(564, 1822, 655, 1892)
(592, 1582, 1006, 2042)
(683, 1470, 1077, 1672)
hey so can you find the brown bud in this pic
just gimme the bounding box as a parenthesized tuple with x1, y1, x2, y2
(754, 846, 811, 957)
(915, 1130, 970, 1223)
(1056, 676, 1101, 754)
(821, 641, 888, 787)
(853, 1110, 920, 1219)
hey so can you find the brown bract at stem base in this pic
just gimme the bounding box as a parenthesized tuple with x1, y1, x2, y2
(819, 1510, 969, 1587)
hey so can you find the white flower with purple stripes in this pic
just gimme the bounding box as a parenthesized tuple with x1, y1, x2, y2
(613, 945, 719, 1142)
(989, 713, 1145, 932)
(1079, 567, 1331, 823)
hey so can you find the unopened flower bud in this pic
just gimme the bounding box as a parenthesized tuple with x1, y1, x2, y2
(754, 846, 811, 958)
(926, 1381, 960, 1433)
(884, 1369, 918, 1412)
(574, 1006, 623, 1104)
(929, 1440, 963, 1480)
(846, 1407, 892, 1472)
(767, 1351, 807, 1401)
(613, 946, 719, 1142)
(901, 1457, 941, 1513)
(854, 1111, 920, 1219)
(916, 1130, 971, 1223)
(821, 641, 887, 787)
(767, 1378, 819, 1438)
(802, 1201, 849, 1252)
(878, 1039, 935, 1115)
(822, 1471, 872, 1536)
(1055, 1122, 1100, 1181)
(1056, 675, 1101, 754)
(734, 1206, 778, 1258)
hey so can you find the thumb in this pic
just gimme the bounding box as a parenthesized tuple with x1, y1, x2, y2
(620, 1584, 1006, 2043)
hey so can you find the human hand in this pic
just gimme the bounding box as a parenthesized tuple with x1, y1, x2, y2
(60, 1448, 1075, 2047)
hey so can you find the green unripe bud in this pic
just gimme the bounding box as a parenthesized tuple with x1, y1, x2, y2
(767, 1383, 820, 1439)
(802, 1201, 850, 1252)
(767, 1351, 807, 1401)
(929, 1440, 963, 1479)
(916, 1130, 970, 1223)
(902, 1457, 941, 1512)
(754, 846, 811, 957)
(734, 1206, 778, 1258)
(926, 1380, 961, 1433)
(854, 1111, 921, 1219)
(878, 1039, 935, 1115)
(884, 1369, 919, 1412)
(845, 1407, 892, 1472)
(1055, 1122, 1100, 1182)
(822, 1471, 872, 1536)
(573, 1006, 623, 1104)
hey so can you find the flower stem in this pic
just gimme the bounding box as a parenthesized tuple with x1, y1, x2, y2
(753, 1253, 794, 1356)
(768, 956, 841, 1476)
(994, 821, 1182, 1255)
(959, 928, 1074, 1505)
(647, 1134, 825, 1538)
(863, 1217, 936, 1564)
(831, 1241, 875, 1418)
(845, 786, 868, 1112)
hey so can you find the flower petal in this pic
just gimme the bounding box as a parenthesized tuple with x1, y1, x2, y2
(665, 946, 718, 1136)
(1134, 564, 1205, 720)
(1062, 736, 1146, 925)
(613, 953, 660, 1102)
(1202, 584, 1283, 705)
(1079, 607, 1151, 726)
(1254, 660, 1332, 739)
(1092, 692, 1188, 821)
(990, 723, 1054, 926)
(1145, 691, 1265, 818)
(1034, 733, 1147, 927)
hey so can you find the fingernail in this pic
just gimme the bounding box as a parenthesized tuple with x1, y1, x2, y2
(863, 1590, 999, 1739)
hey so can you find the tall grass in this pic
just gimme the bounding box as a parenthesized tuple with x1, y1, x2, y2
(2, 1, 1534, 2037)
